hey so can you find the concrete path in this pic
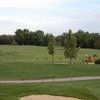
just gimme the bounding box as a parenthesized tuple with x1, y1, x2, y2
(0, 76, 100, 84)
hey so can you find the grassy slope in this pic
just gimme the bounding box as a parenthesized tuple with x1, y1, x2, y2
(0, 45, 100, 80)
(0, 80, 100, 100)
(0, 45, 100, 63)
(0, 63, 100, 80)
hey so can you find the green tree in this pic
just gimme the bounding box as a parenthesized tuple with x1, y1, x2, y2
(35, 30, 45, 46)
(64, 29, 79, 64)
(23, 29, 30, 45)
(48, 34, 55, 64)
(15, 29, 25, 45)
(0, 35, 14, 45)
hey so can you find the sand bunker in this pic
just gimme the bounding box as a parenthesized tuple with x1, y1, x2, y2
(20, 95, 82, 100)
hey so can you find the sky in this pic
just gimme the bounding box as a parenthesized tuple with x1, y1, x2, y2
(0, 0, 100, 35)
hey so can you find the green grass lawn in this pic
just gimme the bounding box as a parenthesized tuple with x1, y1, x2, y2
(0, 63, 100, 80)
(0, 80, 100, 100)
(0, 45, 100, 80)
(0, 45, 100, 63)
(0, 45, 100, 100)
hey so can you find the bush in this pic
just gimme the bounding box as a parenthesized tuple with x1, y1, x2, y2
(95, 58, 100, 64)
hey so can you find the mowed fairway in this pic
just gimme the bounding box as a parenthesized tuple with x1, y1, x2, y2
(0, 63, 100, 80)
(0, 80, 100, 100)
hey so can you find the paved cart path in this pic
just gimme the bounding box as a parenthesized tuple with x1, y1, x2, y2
(0, 76, 100, 83)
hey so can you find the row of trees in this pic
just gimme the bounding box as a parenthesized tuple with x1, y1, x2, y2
(0, 29, 100, 49)
(56, 30, 100, 49)
(48, 30, 79, 64)
(0, 35, 14, 45)
(15, 29, 49, 46)
(0, 29, 50, 46)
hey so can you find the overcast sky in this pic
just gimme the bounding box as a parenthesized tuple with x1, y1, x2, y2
(0, 0, 100, 35)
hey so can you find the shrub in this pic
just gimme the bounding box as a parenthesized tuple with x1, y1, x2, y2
(95, 58, 100, 64)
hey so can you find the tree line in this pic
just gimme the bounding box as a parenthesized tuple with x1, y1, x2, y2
(0, 29, 50, 46)
(56, 30, 100, 49)
(0, 29, 100, 49)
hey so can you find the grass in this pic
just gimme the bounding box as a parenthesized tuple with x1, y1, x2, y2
(0, 45, 100, 63)
(0, 45, 100, 100)
(0, 63, 100, 80)
(0, 45, 100, 80)
(0, 80, 100, 100)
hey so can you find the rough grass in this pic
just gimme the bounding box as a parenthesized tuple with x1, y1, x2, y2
(0, 80, 100, 100)
(0, 45, 99, 63)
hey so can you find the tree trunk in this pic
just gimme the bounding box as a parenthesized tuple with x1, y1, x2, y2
(52, 55, 54, 64)
(69, 57, 72, 64)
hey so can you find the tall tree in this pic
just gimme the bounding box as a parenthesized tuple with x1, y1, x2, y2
(23, 29, 30, 45)
(15, 29, 24, 45)
(44, 33, 51, 46)
(35, 30, 45, 46)
(48, 34, 55, 64)
(64, 29, 79, 64)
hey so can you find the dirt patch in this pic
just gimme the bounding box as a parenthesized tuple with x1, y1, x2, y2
(20, 95, 82, 100)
